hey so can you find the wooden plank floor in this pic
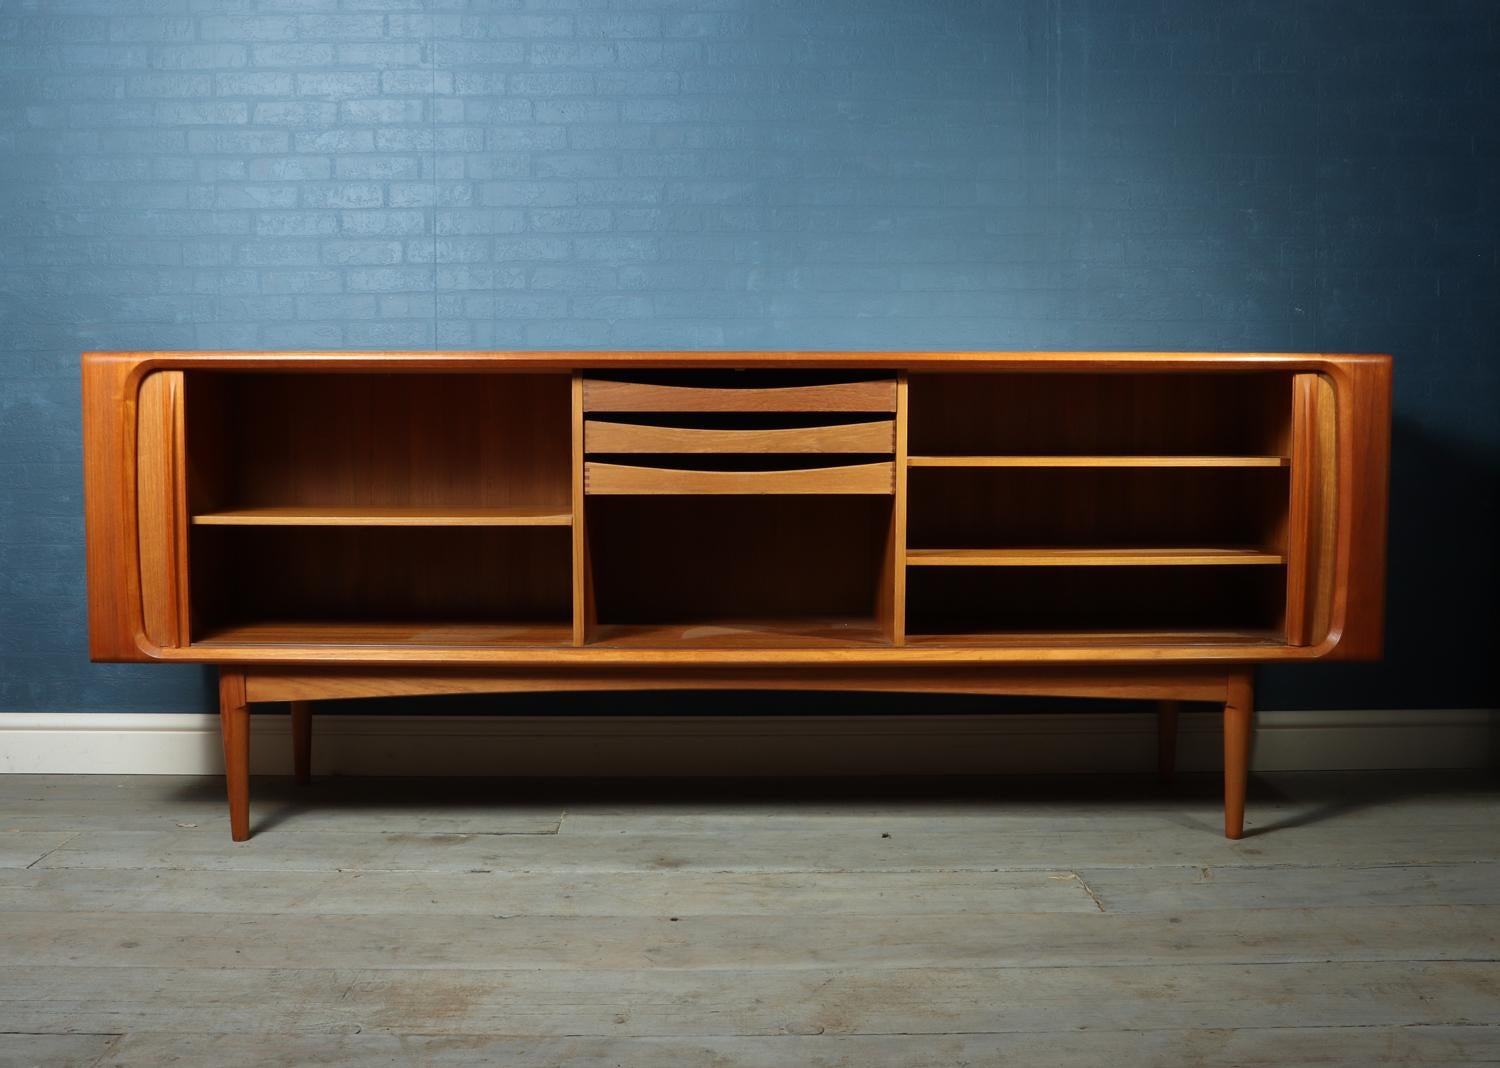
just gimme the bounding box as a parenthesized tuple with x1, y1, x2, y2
(1, 771, 1498, 1067)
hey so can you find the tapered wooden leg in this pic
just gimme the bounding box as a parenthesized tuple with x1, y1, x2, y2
(1223, 669, 1255, 840)
(1156, 700, 1180, 780)
(219, 669, 251, 842)
(290, 700, 312, 785)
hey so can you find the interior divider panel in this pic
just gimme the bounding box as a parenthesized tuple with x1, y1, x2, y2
(583, 378, 898, 413)
(585, 461, 896, 495)
(585, 419, 896, 454)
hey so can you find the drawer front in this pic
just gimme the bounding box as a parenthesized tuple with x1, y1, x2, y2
(585, 461, 896, 495)
(583, 378, 897, 413)
(585, 419, 895, 454)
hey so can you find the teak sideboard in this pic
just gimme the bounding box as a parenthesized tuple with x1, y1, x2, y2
(82, 351, 1391, 841)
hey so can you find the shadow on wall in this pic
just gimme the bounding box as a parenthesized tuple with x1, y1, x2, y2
(1262, 414, 1500, 711)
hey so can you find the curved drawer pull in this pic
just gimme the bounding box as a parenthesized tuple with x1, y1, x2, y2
(585, 461, 895, 495)
(585, 419, 894, 454)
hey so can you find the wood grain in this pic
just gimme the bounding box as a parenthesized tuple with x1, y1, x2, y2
(135, 371, 187, 649)
(240, 665, 1231, 702)
(1285, 373, 1339, 645)
(589, 618, 887, 649)
(218, 670, 250, 843)
(1324, 355, 1392, 660)
(1223, 669, 1255, 840)
(82, 352, 143, 660)
(198, 372, 571, 512)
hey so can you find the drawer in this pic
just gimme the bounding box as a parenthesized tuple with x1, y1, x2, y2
(583, 378, 897, 413)
(585, 461, 895, 495)
(585, 419, 895, 454)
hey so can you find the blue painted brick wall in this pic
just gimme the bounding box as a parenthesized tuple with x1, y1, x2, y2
(1, 0, 1496, 711)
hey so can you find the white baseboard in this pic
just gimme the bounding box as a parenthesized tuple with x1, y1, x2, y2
(0, 708, 1494, 776)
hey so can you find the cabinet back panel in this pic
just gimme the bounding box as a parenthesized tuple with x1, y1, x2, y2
(907, 565, 1286, 636)
(908, 467, 1289, 551)
(908, 373, 1293, 457)
(186, 372, 570, 512)
(587, 496, 889, 624)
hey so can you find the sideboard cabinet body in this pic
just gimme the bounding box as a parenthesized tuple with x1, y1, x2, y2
(83, 351, 1391, 840)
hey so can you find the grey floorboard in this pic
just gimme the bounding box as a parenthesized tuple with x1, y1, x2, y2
(88, 1027, 1500, 1068)
(0, 771, 1497, 1065)
(0, 1033, 118, 1068)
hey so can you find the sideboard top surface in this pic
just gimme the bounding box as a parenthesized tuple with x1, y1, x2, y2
(84, 350, 1391, 376)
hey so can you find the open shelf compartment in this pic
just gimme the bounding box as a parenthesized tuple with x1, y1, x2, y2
(908, 372, 1294, 458)
(189, 526, 573, 648)
(907, 466, 1290, 553)
(901, 371, 1296, 645)
(185, 371, 571, 523)
(182, 371, 574, 647)
(905, 564, 1287, 646)
(585, 495, 893, 647)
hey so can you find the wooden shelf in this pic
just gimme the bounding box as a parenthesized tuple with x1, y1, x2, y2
(590, 617, 886, 648)
(907, 455, 1290, 468)
(903, 629, 1286, 648)
(194, 620, 572, 647)
(906, 547, 1286, 567)
(192, 505, 572, 527)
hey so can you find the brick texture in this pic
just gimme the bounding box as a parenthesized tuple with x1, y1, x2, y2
(0, 0, 1495, 711)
